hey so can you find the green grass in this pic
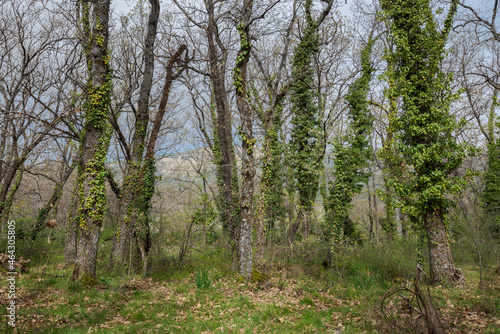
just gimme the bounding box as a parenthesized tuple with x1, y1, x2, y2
(0, 237, 498, 333)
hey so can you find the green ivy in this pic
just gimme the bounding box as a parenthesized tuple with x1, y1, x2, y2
(289, 0, 323, 214)
(325, 36, 375, 245)
(380, 0, 470, 231)
(483, 93, 500, 236)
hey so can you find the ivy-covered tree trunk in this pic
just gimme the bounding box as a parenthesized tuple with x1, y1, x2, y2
(325, 34, 375, 249)
(253, 2, 296, 246)
(381, 0, 466, 284)
(379, 64, 401, 241)
(260, 103, 286, 243)
(110, 0, 160, 271)
(71, 0, 112, 283)
(233, 0, 254, 279)
(483, 91, 500, 237)
(65, 188, 79, 267)
(288, 0, 326, 243)
(111, 44, 187, 274)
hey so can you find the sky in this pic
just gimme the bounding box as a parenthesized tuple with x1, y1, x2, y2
(112, 0, 490, 16)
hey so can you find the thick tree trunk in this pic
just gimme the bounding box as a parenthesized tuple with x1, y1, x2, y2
(71, 0, 111, 282)
(425, 212, 464, 285)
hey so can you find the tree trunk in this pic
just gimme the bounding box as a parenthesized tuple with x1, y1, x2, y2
(234, 1, 254, 278)
(0, 166, 23, 226)
(287, 208, 306, 244)
(65, 190, 79, 267)
(425, 212, 464, 285)
(0, 159, 23, 220)
(32, 161, 76, 241)
(71, 0, 111, 282)
(205, 0, 240, 247)
(109, 0, 163, 272)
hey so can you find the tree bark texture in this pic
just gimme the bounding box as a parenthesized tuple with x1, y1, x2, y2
(110, 0, 160, 271)
(205, 0, 240, 246)
(425, 212, 464, 285)
(71, 0, 112, 282)
(234, 0, 254, 278)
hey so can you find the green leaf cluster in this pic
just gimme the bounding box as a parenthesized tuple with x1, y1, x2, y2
(380, 0, 467, 220)
(326, 37, 375, 243)
(289, 0, 323, 213)
(484, 136, 500, 236)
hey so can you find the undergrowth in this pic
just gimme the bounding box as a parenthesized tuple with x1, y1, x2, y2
(0, 230, 498, 333)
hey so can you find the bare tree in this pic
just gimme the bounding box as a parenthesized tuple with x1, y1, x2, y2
(173, 0, 241, 248)
(0, 0, 69, 224)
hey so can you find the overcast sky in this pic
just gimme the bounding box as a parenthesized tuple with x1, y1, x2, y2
(112, 0, 490, 17)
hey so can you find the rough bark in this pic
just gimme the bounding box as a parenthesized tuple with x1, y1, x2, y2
(110, 0, 160, 271)
(205, 0, 240, 246)
(234, 0, 254, 279)
(71, 0, 112, 282)
(425, 213, 464, 285)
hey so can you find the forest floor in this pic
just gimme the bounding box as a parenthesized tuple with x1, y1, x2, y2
(0, 255, 499, 333)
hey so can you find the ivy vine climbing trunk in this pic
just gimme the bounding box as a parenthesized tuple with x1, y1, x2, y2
(325, 35, 375, 251)
(483, 91, 500, 237)
(253, 1, 297, 247)
(137, 43, 188, 274)
(381, 0, 467, 284)
(109, 0, 188, 276)
(233, 0, 254, 279)
(65, 187, 79, 267)
(71, 0, 112, 283)
(110, 0, 160, 272)
(259, 101, 286, 244)
(288, 0, 333, 243)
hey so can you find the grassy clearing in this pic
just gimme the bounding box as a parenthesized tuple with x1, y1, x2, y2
(0, 238, 499, 333)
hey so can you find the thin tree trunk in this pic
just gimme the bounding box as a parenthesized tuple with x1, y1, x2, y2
(0, 166, 23, 226)
(65, 189, 79, 267)
(205, 0, 240, 247)
(234, 0, 254, 278)
(110, 0, 160, 270)
(371, 174, 379, 244)
(32, 161, 76, 241)
(368, 187, 374, 242)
